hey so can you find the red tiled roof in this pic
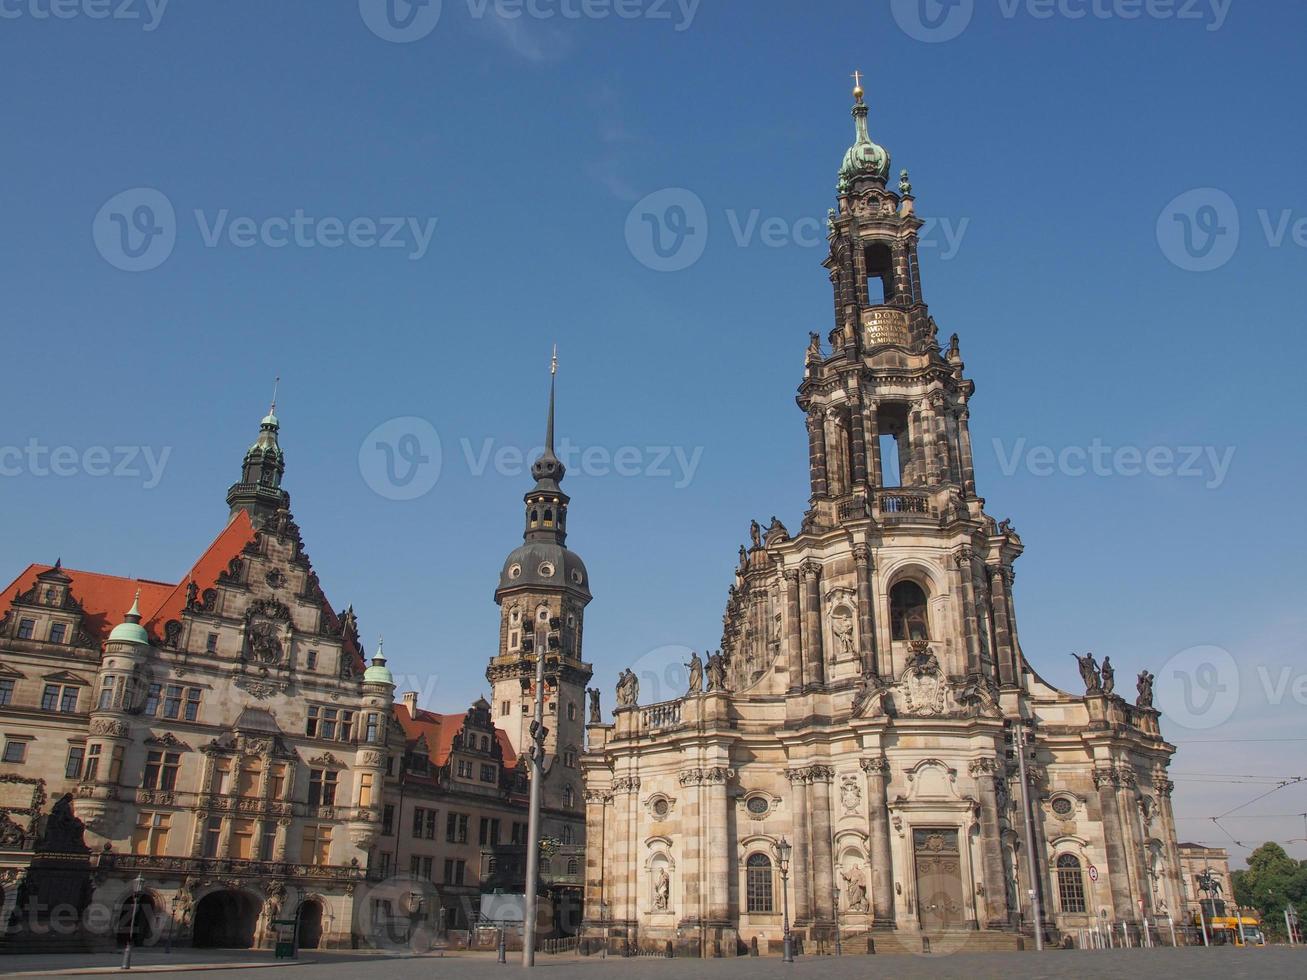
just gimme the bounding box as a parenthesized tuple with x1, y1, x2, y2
(143, 511, 256, 639)
(395, 702, 517, 768)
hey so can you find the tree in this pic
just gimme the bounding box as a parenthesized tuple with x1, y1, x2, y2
(1233, 843, 1307, 938)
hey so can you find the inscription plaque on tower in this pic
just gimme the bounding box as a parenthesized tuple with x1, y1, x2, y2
(862, 307, 910, 347)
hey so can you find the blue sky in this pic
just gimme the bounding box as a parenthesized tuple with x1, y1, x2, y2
(2, 1, 1304, 862)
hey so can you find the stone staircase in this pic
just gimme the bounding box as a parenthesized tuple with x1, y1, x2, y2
(851, 929, 1027, 955)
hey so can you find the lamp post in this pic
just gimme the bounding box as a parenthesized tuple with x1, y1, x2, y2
(164, 893, 180, 955)
(775, 837, 794, 963)
(121, 873, 145, 970)
(522, 624, 551, 967)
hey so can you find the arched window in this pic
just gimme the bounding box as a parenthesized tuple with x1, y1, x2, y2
(1056, 854, 1086, 913)
(563, 784, 575, 808)
(567, 858, 579, 875)
(745, 853, 774, 913)
(890, 580, 929, 641)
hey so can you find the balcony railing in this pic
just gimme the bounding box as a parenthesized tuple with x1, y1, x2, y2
(641, 700, 682, 729)
(876, 489, 934, 520)
(95, 852, 367, 883)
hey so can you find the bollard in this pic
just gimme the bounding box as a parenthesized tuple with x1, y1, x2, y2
(922, 936, 931, 955)
(867, 936, 876, 955)
(497, 928, 506, 964)
(750, 936, 759, 957)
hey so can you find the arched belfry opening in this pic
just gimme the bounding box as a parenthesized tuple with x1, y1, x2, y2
(865, 241, 896, 305)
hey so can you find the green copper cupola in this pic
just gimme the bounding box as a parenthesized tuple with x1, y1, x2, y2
(838, 72, 891, 191)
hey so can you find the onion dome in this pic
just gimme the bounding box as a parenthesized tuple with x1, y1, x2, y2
(838, 76, 891, 191)
(364, 638, 394, 685)
(108, 591, 150, 645)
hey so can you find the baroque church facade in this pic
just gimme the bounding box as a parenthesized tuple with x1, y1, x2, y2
(581, 82, 1183, 955)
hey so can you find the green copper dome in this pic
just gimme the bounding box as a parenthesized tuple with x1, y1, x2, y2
(108, 592, 149, 645)
(364, 640, 394, 685)
(838, 88, 890, 191)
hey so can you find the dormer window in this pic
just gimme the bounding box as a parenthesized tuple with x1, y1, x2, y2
(49, 623, 67, 644)
(17, 619, 34, 640)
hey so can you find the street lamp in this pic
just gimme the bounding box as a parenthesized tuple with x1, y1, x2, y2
(121, 873, 145, 970)
(774, 837, 793, 963)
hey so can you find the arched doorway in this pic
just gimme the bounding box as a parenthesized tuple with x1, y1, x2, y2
(296, 900, 324, 950)
(192, 890, 259, 948)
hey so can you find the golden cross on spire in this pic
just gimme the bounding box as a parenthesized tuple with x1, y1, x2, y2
(851, 69, 865, 102)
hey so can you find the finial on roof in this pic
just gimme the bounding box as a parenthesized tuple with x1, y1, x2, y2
(546, 345, 558, 455)
(126, 589, 142, 623)
(270, 375, 280, 415)
(851, 69, 864, 103)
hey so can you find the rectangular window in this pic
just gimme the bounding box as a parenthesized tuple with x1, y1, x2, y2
(65, 746, 85, 780)
(511, 822, 526, 845)
(457, 760, 473, 779)
(1057, 857, 1088, 914)
(306, 705, 320, 738)
(481, 764, 497, 783)
(202, 817, 222, 858)
(259, 822, 278, 862)
(501, 700, 511, 716)
(17, 619, 35, 640)
(320, 708, 338, 741)
(84, 744, 102, 782)
(184, 688, 201, 722)
(340, 711, 355, 742)
(143, 683, 161, 716)
(412, 806, 426, 838)
(206, 632, 218, 653)
(446, 812, 468, 844)
(142, 751, 182, 791)
(60, 687, 79, 713)
(382, 804, 395, 836)
(410, 855, 433, 880)
(108, 745, 124, 784)
(306, 649, 318, 670)
(3, 740, 27, 763)
(425, 809, 438, 840)
(98, 678, 114, 711)
(0, 679, 13, 706)
(746, 855, 774, 913)
(301, 824, 332, 866)
(365, 713, 379, 742)
(268, 763, 287, 799)
(479, 817, 501, 846)
(131, 812, 172, 856)
(308, 769, 337, 807)
(41, 684, 60, 711)
(236, 758, 261, 797)
(49, 622, 67, 644)
(358, 772, 374, 808)
(231, 819, 256, 860)
(162, 685, 183, 719)
(443, 859, 466, 885)
(214, 758, 232, 794)
(376, 851, 391, 877)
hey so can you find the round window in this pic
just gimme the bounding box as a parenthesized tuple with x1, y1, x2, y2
(539, 561, 556, 578)
(1052, 797, 1074, 816)
(508, 564, 522, 580)
(746, 796, 769, 816)
(652, 798, 669, 819)
(571, 569, 584, 584)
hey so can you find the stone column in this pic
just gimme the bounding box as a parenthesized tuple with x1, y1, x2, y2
(919, 400, 941, 486)
(703, 767, 735, 929)
(865, 403, 883, 489)
(1093, 767, 1134, 918)
(848, 401, 868, 489)
(582, 789, 611, 940)
(853, 545, 878, 678)
(860, 757, 895, 927)
(1115, 768, 1145, 918)
(787, 770, 813, 924)
(808, 768, 837, 925)
(956, 407, 977, 496)
(801, 563, 825, 688)
(807, 408, 829, 501)
(970, 760, 1010, 928)
(783, 570, 803, 693)
(953, 549, 982, 674)
(1154, 774, 1184, 915)
(907, 236, 923, 303)
(989, 565, 1017, 686)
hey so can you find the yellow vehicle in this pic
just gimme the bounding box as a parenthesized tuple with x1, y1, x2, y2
(1196, 899, 1266, 947)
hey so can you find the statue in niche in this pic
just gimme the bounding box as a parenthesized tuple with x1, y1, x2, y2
(841, 864, 868, 912)
(831, 606, 855, 658)
(247, 621, 283, 666)
(685, 651, 703, 695)
(653, 868, 670, 911)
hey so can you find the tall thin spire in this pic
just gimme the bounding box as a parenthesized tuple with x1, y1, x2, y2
(545, 345, 558, 455)
(269, 375, 280, 416)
